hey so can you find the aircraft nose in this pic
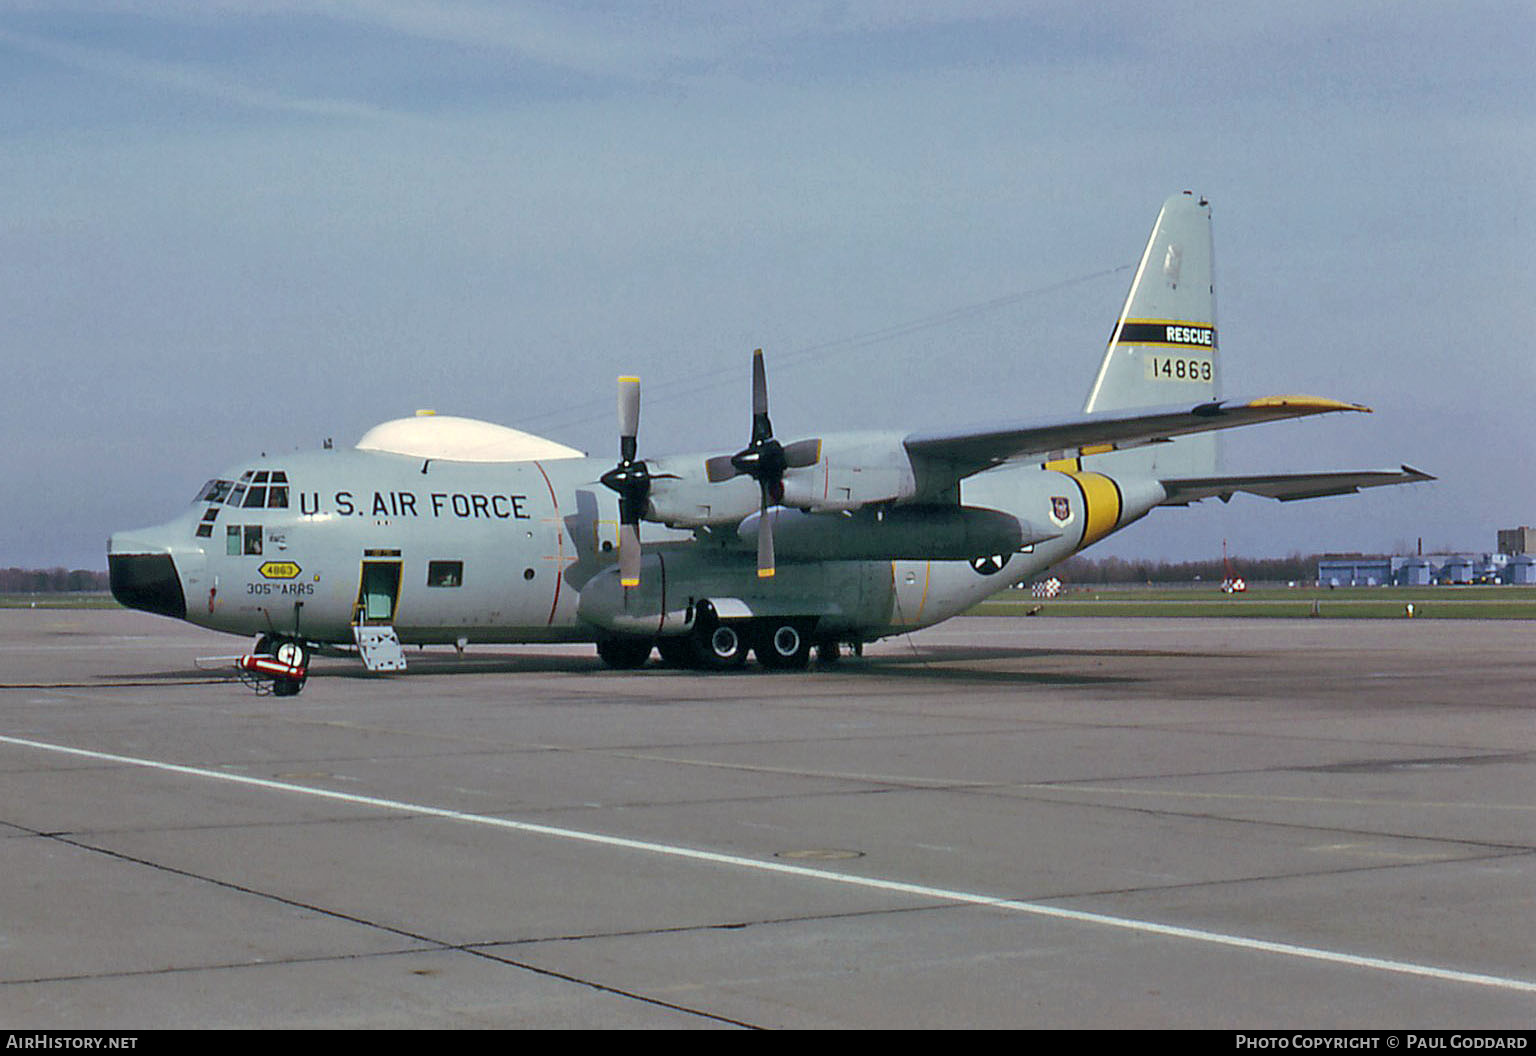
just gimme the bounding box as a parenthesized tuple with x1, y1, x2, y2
(108, 533, 187, 620)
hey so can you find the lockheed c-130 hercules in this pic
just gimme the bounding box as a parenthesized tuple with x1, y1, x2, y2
(109, 193, 1430, 695)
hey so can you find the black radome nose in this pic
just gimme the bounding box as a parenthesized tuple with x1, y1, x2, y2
(109, 553, 186, 619)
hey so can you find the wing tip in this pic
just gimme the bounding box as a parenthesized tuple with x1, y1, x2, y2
(1244, 395, 1372, 414)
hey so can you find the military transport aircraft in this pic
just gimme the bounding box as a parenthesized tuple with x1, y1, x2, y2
(109, 192, 1430, 695)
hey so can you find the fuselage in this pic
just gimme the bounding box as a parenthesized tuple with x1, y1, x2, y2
(108, 441, 1167, 651)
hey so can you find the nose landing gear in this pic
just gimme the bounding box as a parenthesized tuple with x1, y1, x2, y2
(238, 635, 309, 696)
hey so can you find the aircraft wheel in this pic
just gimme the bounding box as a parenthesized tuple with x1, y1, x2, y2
(693, 622, 749, 670)
(596, 637, 653, 669)
(655, 637, 696, 668)
(274, 639, 310, 669)
(815, 637, 841, 664)
(755, 620, 812, 670)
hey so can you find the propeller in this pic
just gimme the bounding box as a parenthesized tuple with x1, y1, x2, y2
(599, 376, 648, 588)
(705, 349, 821, 580)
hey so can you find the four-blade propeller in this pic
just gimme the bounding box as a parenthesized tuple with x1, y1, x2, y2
(704, 349, 821, 579)
(598, 376, 649, 588)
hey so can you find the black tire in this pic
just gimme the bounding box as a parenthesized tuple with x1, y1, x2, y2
(272, 676, 304, 697)
(754, 620, 812, 670)
(655, 636, 696, 668)
(596, 637, 653, 669)
(692, 621, 750, 670)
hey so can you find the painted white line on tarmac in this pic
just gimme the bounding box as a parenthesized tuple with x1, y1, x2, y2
(4, 732, 1532, 996)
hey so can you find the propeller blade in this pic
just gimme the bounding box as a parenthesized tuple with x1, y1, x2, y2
(781, 437, 822, 469)
(619, 522, 642, 588)
(751, 348, 771, 438)
(618, 375, 640, 462)
(757, 496, 776, 579)
(705, 454, 739, 483)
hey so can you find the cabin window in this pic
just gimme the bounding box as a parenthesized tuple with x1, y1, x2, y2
(267, 485, 289, 508)
(243, 486, 267, 509)
(226, 525, 241, 555)
(427, 561, 463, 587)
(243, 525, 262, 556)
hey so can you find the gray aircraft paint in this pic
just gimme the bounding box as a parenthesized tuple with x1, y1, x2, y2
(108, 194, 1429, 680)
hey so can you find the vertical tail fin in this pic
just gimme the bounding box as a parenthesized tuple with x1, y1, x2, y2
(1083, 192, 1220, 478)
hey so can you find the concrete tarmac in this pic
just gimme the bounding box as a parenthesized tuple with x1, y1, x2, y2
(1, 608, 1532, 1028)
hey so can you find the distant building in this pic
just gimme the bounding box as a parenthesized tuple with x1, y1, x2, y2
(1318, 557, 1392, 586)
(1315, 527, 1536, 586)
(1497, 527, 1536, 555)
(1317, 549, 1522, 586)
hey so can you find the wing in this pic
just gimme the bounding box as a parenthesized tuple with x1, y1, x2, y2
(1159, 466, 1435, 505)
(903, 395, 1369, 485)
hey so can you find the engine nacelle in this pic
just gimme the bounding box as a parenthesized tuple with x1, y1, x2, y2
(644, 432, 921, 526)
(779, 431, 918, 512)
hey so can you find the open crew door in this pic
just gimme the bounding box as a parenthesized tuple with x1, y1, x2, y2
(352, 555, 407, 671)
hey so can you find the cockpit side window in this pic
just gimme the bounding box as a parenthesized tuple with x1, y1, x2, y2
(195, 480, 234, 504)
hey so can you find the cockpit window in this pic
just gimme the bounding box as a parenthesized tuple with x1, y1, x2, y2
(216, 471, 291, 508)
(196, 479, 234, 504)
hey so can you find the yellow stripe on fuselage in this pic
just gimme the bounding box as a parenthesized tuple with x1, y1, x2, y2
(1065, 471, 1122, 549)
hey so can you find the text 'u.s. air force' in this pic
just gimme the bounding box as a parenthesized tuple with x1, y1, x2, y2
(298, 491, 533, 520)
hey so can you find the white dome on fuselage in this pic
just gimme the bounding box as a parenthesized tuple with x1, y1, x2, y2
(356, 413, 585, 462)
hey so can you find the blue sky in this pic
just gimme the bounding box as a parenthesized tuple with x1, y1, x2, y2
(2, 2, 1532, 569)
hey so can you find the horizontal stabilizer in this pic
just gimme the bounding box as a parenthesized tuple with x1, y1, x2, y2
(1159, 466, 1435, 506)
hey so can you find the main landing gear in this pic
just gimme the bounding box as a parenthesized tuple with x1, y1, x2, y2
(596, 609, 848, 672)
